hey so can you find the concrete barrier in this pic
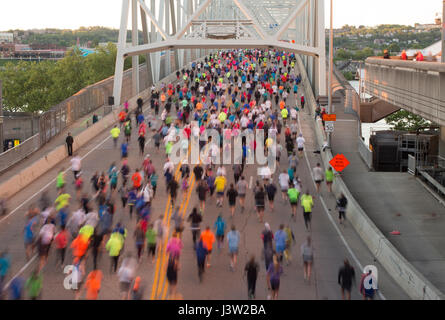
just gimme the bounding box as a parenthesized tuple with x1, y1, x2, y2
(296, 55, 445, 300)
(0, 57, 203, 199)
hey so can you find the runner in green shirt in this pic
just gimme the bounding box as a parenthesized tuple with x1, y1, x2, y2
(287, 183, 300, 219)
(146, 224, 157, 263)
(325, 167, 335, 193)
(301, 191, 314, 231)
(56, 170, 65, 190)
(26, 270, 42, 300)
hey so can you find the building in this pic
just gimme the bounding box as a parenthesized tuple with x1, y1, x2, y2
(0, 33, 13, 43)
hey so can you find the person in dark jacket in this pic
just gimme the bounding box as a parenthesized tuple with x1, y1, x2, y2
(66, 133, 74, 156)
(338, 259, 355, 300)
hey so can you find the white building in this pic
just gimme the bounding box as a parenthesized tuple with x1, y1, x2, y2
(0, 33, 13, 43)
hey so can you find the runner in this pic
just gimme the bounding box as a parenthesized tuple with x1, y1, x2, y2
(226, 183, 238, 217)
(70, 154, 82, 181)
(26, 269, 42, 300)
(254, 185, 266, 223)
(214, 214, 226, 250)
(166, 255, 179, 299)
(84, 269, 103, 300)
(300, 190, 314, 231)
(196, 180, 209, 213)
(118, 254, 136, 300)
(187, 207, 202, 247)
(338, 259, 355, 300)
(301, 236, 314, 283)
(214, 174, 227, 207)
(110, 125, 120, 148)
(244, 255, 259, 300)
(196, 239, 208, 282)
(313, 163, 324, 193)
(325, 166, 335, 193)
(199, 226, 215, 267)
(227, 225, 240, 271)
(265, 179, 277, 211)
(283, 225, 295, 265)
(336, 193, 348, 224)
(266, 256, 283, 300)
(274, 225, 287, 263)
(278, 169, 289, 202)
(236, 176, 248, 212)
(145, 223, 157, 264)
(287, 183, 300, 219)
(296, 133, 305, 158)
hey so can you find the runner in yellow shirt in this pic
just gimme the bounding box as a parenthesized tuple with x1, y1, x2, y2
(214, 175, 227, 207)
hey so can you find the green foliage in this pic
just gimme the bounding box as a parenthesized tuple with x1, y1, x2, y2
(342, 71, 355, 81)
(0, 43, 135, 112)
(387, 43, 400, 54)
(385, 110, 430, 131)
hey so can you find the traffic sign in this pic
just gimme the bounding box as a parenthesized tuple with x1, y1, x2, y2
(325, 121, 335, 133)
(323, 114, 337, 122)
(329, 154, 350, 172)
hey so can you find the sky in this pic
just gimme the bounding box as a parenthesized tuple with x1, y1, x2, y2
(0, 0, 442, 31)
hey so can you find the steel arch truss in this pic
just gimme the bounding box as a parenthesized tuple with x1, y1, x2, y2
(113, 0, 326, 106)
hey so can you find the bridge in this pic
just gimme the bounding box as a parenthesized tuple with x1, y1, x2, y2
(0, 0, 444, 301)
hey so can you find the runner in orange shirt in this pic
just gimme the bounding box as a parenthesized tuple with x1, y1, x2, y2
(118, 110, 127, 128)
(84, 269, 102, 300)
(279, 100, 285, 110)
(131, 169, 142, 190)
(200, 226, 215, 267)
(71, 234, 89, 266)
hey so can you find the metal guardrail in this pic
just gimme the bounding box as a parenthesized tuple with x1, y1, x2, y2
(358, 137, 373, 170)
(0, 133, 40, 173)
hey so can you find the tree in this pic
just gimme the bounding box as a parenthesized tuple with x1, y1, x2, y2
(0, 61, 30, 112)
(385, 110, 430, 131)
(47, 48, 89, 106)
(335, 48, 353, 60)
(388, 43, 400, 54)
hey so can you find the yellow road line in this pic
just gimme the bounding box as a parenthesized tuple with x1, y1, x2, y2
(152, 119, 210, 300)
(162, 171, 196, 300)
(155, 169, 188, 299)
(150, 149, 185, 300)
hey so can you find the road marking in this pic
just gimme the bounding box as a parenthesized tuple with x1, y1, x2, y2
(4, 255, 38, 289)
(162, 168, 196, 300)
(249, 176, 253, 189)
(298, 109, 386, 300)
(150, 159, 183, 300)
(0, 133, 113, 225)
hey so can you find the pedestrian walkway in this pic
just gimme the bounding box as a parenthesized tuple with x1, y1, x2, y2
(331, 101, 445, 293)
(0, 105, 110, 182)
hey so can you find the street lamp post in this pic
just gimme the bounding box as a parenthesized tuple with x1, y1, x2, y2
(327, 0, 334, 146)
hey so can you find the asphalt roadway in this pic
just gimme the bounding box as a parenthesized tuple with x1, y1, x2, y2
(0, 65, 409, 300)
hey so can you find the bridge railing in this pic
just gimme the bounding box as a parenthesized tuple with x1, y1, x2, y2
(0, 133, 40, 173)
(358, 137, 373, 170)
(364, 57, 445, 126)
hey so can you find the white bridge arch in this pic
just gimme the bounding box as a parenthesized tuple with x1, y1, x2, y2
(112, 0, 327, 106)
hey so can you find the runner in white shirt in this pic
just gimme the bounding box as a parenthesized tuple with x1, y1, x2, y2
(70, 155, 82, 180)
(296, 133, 306, 158)
(312, 163, 324, 193)
(164, 159, 174, 174)
(279, 170, 290, 201)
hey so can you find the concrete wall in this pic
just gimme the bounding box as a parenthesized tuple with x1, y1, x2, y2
(364, 58, 445, 126)
(298, 54, 445, 300)
(2, 112, 39, 144)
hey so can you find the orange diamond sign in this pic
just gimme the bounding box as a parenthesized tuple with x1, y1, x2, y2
(329, 154, 350, 172)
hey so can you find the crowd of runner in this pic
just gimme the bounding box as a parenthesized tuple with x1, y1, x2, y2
(0, 48, 379, 301)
